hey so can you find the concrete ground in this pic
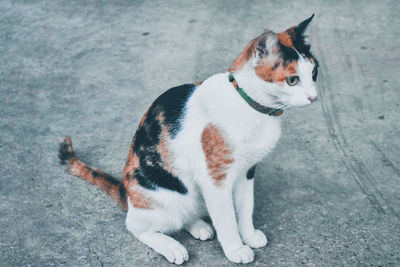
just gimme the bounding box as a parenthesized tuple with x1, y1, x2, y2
(1, 0, 399, 266)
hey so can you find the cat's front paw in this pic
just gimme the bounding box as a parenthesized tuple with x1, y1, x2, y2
(185, 219, 214, 241)
(242, 229, 268, 248)
(224, 245, 254, 264)
(163, 242, 189, 265)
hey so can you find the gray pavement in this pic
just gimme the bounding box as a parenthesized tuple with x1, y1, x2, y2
(1, 0, 399, 266)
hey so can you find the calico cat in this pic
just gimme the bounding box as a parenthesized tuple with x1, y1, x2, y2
(59, 15, 318, 264)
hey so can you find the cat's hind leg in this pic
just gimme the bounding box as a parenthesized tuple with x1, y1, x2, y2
(184, 219, 214, 241)
(126, 208, 189, 265)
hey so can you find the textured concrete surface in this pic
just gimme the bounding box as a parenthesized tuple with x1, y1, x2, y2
(1, 0, 399, 266)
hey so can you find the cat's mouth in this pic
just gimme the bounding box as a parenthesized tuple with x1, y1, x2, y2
(288, 93, 318, 107)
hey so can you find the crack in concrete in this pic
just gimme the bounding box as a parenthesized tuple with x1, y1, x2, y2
(57, 192, 64, 215)
(371, 141, 400, 178)
(314, 25, 399, 221)
(89, 247, 104, 267)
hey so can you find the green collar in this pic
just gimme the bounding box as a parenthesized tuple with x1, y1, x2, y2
(228, 73, 283, 117)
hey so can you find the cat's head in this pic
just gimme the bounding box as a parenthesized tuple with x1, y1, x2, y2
(230, 15, 319, 107)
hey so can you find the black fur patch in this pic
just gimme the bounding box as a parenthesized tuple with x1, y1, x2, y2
(272, 61, 280, 70)
(119, 185, 127, 202)
(134, 165, 187, 193)
(312, 66, 318, 81)
(58, 141, 75, 163)
(128, 84, 196, 194)
(150, 84, 197, 137)
(278, 41, 318, 70)
(277, 42, 299, 66)
(256, 34, 268, 56)
(292, 14, 313, 56)
(246, 165, 257, 180)
(278, 14, 319, 68)
(92, 170, 120, 186)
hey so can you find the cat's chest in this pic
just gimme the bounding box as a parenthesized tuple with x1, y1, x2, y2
(230, 118, 281, 162)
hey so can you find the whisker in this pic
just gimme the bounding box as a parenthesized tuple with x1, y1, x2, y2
(281, 104, 290, 110)
(285, 105, 296, 113)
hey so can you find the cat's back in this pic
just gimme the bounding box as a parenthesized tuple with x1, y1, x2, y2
(125, 83, 199, 194)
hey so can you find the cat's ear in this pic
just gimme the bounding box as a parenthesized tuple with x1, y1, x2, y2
(282, 14, 314, 46)
(230, 30, 277, 70)
(295, 14, 314, 37)
(253, 31, 276, 64)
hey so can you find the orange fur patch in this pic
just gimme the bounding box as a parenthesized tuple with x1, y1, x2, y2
(122, 149, 159, 210)
(124, 153, 140, 176)
(156, 112, 165, 122)
(255, 60, 298, 83)
(228, 33, 263, 72)
(64, 136, 74, 154)
(139, 110, 148, 127)
(125, 179, 157, 209)
(69, 159, 128, 210)
(201, 124, 234, 186)
(277, 27, 296, 48)
(194, 81, 203, 85)
(158, 125, 174, 173)
(276, 32, 293, 48)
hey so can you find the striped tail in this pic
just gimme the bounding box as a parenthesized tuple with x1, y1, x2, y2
(58, 136, 128, 211)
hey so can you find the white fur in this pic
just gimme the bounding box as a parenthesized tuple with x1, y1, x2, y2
(281, 53, 318, 106)
(125, 53, 316, 264)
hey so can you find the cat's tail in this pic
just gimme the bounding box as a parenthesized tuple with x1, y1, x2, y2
(58, 136, 128, 211)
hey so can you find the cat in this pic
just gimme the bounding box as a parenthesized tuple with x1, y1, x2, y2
(59, 14, 318, 265)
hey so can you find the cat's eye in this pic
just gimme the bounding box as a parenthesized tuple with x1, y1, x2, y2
(286, 76, 299, 86)
(312, 67, 318, 81)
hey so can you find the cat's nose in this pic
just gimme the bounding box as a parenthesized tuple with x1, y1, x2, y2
(308, 96, 317, 103)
